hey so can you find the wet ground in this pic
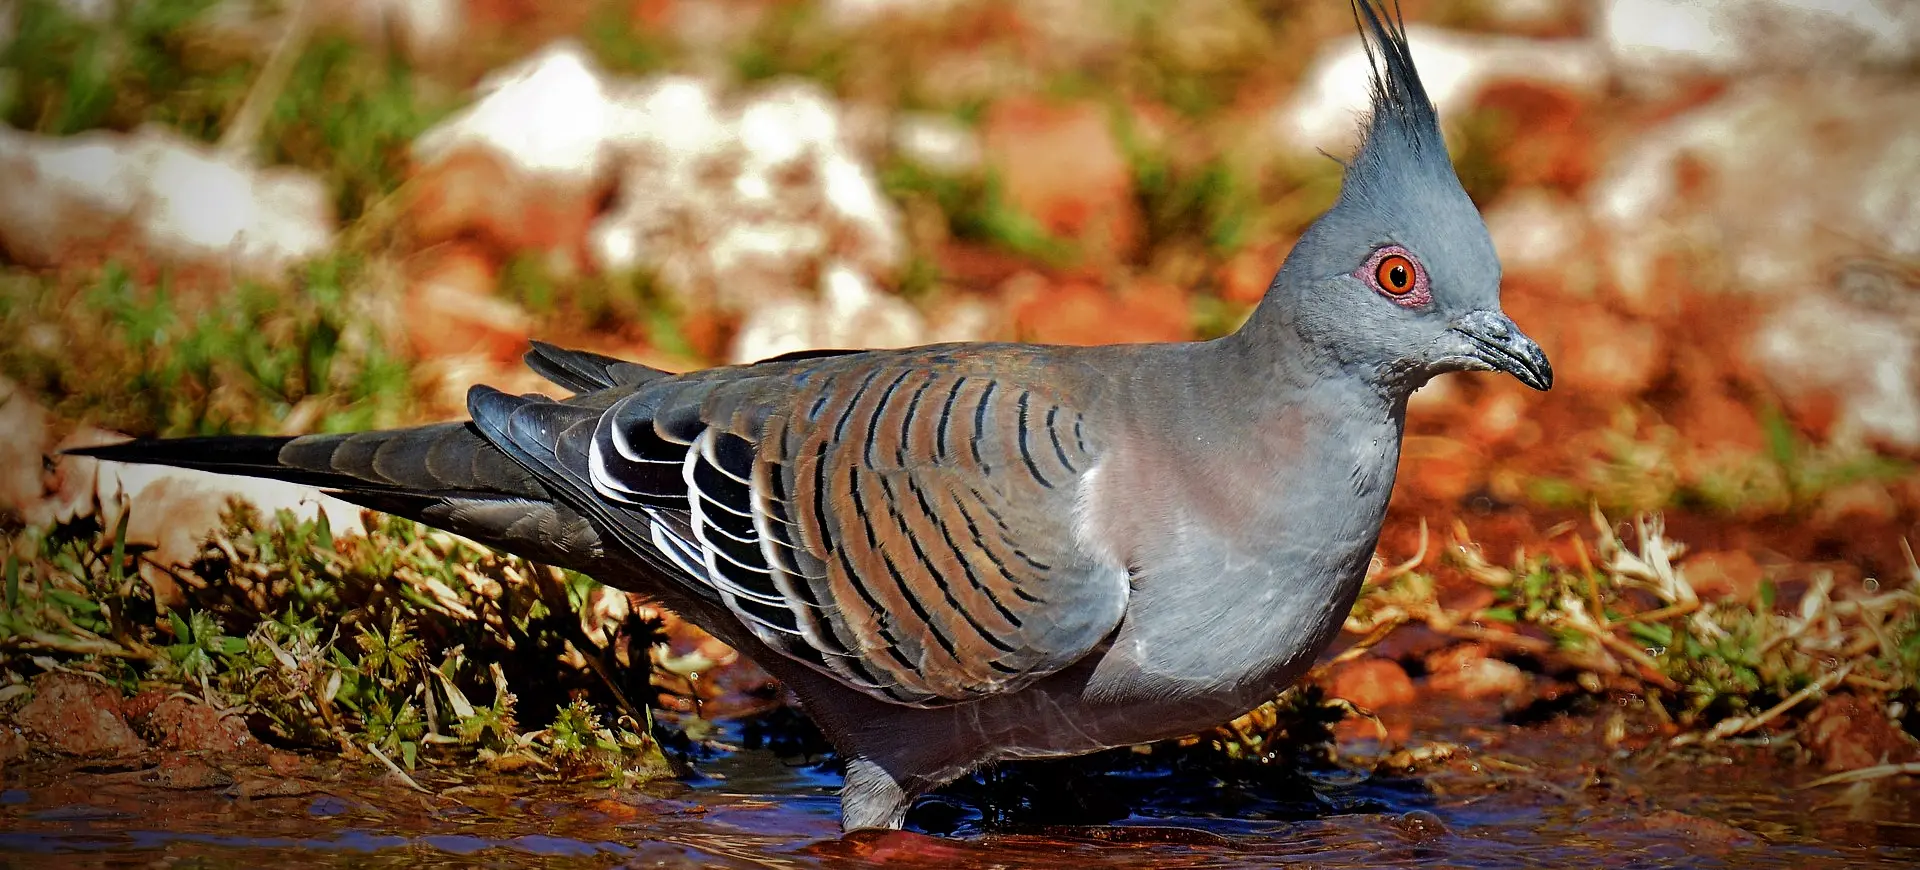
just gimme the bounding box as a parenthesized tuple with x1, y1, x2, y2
(4, 699, 1916, 869)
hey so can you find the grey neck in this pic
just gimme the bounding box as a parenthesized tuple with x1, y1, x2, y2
(1079, 323, 1407, 721)
(1224, 275, 1427, 409)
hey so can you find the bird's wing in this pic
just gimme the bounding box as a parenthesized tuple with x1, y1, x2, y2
(472, 345, 1128, 707)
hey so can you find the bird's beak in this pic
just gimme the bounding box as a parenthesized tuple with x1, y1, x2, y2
(1443, 310, 1553, 391)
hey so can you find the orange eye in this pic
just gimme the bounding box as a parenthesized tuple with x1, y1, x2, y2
(1376, 254, 1415, 296)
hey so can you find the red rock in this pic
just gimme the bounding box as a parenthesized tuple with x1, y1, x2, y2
(1813, 481, 1899, 526)
(14, 673, 147, 758)
(1466, 389, 1534, 448)
(1804, 693, 1919, 772)
(226, 776, 320, 799)
(813, 829, 979, 864)
(1684, 550, 1765, 603)
(265, 749, 308, 777)
(630, 0, 676, 32)
(1327, 658, 1417, 712)
(1216, 241, 1286, 307)
(145, 752, 233, 790)
(1470, 81, 1599, 195)
(121, 688, 170, 723)
(1548, 304, 1668, 398)
(1631, 809, 1755, 847)
(407, 146, 601, 269)
(138, 698, 256, 756)
(1671, 387, 1765, 453)
(1006, 276, 1190, 346)
(1401, 437, 1481, 505)
(981, 96, 1139, 261)
(1423, 644, 1528, 701)
(402, 244, 531, 362)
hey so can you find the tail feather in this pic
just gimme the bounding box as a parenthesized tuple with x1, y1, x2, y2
(63, 424, 614, 578)
(69, 435, 359, 491)
(524, 340, 670, 394)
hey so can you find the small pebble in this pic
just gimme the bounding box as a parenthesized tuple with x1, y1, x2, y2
(1392, 809, 1450, 840)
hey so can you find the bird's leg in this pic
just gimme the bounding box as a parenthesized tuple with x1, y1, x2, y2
(841, 756, 914, 831)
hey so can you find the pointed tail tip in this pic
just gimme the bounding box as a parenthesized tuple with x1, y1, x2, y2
(57, 434, 301, 467)
(60, 438, 143, 460)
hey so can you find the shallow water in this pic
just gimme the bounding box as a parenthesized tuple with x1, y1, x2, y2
(4, 707, 1916, 869)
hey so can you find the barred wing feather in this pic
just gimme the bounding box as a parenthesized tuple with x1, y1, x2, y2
(522, 348, 1129, 708)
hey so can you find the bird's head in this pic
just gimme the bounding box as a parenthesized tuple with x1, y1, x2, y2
(1256, 0, 1551, 396)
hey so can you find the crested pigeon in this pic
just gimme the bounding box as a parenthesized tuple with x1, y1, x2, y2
(73, 0, 1550, 831)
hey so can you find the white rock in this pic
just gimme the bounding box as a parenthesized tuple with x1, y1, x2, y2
(0, 125, 334, 277)
(1588, 77, 1920, 308)
(1600, 0, 1920, 80)
(74, 442, 367, 571)
(586, 76, 905, 310)
(924, 296, 997, 346)
(1484, 188, 1588, 277)
(97, 461, 366, 532)
(0, 127, 143, 265)
(415, 43, 908, 312)
(1750, 285, 1920, 451)
(893, 112, 982, 174)
(0, 377, 51, 523)
(1275, 25, 1606, 156)
(729, 262, 941, 363)
(0, 401, 364, 551)
(1408, 372, 1464, 415)
(414, 41, 634, 184)
(143, 135, 258, 256)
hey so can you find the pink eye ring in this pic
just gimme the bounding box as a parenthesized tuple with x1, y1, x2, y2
(1358, 245, 1431, 307)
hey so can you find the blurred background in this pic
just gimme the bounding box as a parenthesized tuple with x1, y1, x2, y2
(0, 0, 1917, 849)
(5, 0, 1917, 578)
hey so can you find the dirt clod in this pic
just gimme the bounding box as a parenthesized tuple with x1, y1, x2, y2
(1423, 644, 1530, 701)
(1684, 550, 1765, 603)
(13, 674, 147, 758)
(1630, 809, 1756, 848)
(143, 752, 233, 790)
(1804, 693, 1920, 772)
(136, 698, 257, 757)
(0, 726, 28, 766)
(1328, 658, 1417, 712)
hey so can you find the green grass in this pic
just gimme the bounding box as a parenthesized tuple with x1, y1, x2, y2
(2, 0, 233, 137)
(1349, 511, 1919, 745)
(0, 259, 412, 437)
(1524, 407, 1912, 519)
(260, 35, 458, 222)
(1, 501, 672, 780)
(881, 157, 1078, 266)
(582, 1, 679, 76)
(1121, 116, 1255, 258)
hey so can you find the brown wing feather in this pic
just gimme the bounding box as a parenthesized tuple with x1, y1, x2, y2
(585, 346, 1127, 707)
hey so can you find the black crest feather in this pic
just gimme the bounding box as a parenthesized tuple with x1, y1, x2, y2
(1350, 0, 1446, 162)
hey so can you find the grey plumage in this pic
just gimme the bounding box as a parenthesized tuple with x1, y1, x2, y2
(72, 0, 1551, 831)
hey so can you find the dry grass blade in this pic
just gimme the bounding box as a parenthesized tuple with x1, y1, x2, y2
(365, 741, 432, 794)
(1799, 762, 1920, 789)
(1676, 663, 1855, 746)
